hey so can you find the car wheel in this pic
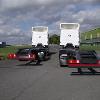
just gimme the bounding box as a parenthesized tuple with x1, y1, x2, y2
(59, 62, 64, 67)
(60, 64, 64, 67)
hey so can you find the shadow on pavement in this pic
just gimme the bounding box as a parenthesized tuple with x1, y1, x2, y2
(49, 51, 57, 56)
(16, 63, 43, 66)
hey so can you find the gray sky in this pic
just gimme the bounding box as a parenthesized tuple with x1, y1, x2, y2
(0, 0, 100, 44)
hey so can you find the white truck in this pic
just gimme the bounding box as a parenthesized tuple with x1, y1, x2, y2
(32, 26, 48, 48)
(60, 23, 80, 48)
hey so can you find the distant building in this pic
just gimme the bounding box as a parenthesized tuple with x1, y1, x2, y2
(0, 42, 6, 48)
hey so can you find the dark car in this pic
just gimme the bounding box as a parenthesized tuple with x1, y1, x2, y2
(59, 49, 76, 67)
(67, 50, 100, 68)
(16, 47, 49, 64)
(66, 50, 100, 74)
(30, 47, 50, 61)
(16, 48, 36, 60)
(16, 48, 40, 64)
(59, 49, 100, 68)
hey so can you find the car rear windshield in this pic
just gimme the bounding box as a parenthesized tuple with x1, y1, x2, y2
(59, 50, 67, 54)
(17, 49, 30, 54)
(79, 51, 96, 58)
(59, 50, 76, 56)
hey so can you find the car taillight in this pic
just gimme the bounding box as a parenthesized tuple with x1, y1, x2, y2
(28, 54, 31, 58)
(7, 53, 16, 59)
(28, 54, 36, 59)
(13, 54, 16, 58)
(98, 60, 100, 64)
(32, 54, 36, 59)
(68, 60, 80, 64)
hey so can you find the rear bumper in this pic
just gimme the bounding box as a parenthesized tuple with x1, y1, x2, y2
(68, 64, 100, 68)
(60, 60, 68, 66)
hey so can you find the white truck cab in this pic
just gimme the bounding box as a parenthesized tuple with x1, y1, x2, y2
(32, 26, 48, 48)
(60, 23, 80, 48)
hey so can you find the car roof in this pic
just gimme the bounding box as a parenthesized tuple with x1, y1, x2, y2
(59, 49, 75, 52)
(18, 48, 30, 50)
(59, 49, 76, 55)
(78, 50, 96, 55)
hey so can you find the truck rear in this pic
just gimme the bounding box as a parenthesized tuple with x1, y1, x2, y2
(32, 26, 48, 48)
(60, 23, 80, 48)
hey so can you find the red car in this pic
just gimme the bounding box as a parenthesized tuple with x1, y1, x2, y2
(7, 53, 16, 59)
(16, 48, 36, 61)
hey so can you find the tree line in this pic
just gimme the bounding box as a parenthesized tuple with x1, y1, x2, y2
(49, 34, 60, 44)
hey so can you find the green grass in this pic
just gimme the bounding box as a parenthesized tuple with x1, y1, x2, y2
(80, 45, 100, 52)
(0, 45, 32, 59)
(81, 28, 100, 40)
(0, 45, 100, 60)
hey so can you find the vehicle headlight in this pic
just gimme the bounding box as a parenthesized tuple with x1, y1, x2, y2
(38, 52, 44, 55)
(40, 52, 44, 54)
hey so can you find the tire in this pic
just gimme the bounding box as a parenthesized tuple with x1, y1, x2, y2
(59, 62, 64, 67)
(59, 61, 68, 67)
(36, 60, 41, 65)
(60, 64, 64, 67)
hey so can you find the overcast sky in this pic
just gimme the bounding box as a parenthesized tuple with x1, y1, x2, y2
(0, 0, 100, 44)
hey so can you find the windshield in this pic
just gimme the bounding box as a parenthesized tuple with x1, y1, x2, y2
(60, 23, 79, 29)
(17, 49, 30, 54)
(32, 27, 48, 32)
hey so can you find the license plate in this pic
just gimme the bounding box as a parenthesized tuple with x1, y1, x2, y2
(19, 56, 28, 58)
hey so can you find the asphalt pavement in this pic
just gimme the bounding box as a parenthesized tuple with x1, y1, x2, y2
(0, 45, 100, 100)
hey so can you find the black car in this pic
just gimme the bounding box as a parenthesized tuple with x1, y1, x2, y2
(67, 50, 100, 68)
(59, 49, 76, 67)
(16, 47, 49, 64)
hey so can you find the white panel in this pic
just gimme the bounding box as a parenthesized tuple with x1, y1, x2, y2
(60, 23, 80, 46)
(32, 31, 48, 46)
(32, 26, 48, 46)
